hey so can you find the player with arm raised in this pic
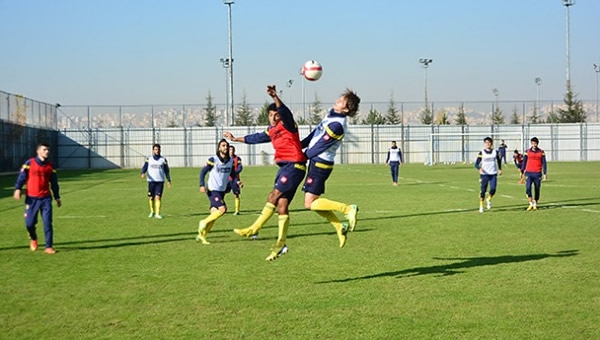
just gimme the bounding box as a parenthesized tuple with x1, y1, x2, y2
(225, 85, 307, 261)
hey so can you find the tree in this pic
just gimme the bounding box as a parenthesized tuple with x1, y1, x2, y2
(419, 105, 433, 125)
(510, 106, 520, 124)
(308, 94, 324, 125)
(435, 109, 450, 125)
(454, 102, 468, 125)
(256, 101, 270, 126)
(529, 107, 541, 124)
(546, 109, 560, 123)
(557, 86, 586, 123)
(361, 107, 385, 125)
(385, 94, 401, 125)
(491, 105, 505, 125)
(234, 92, 254, 126)
(203, 91, 217, 127)
(296, 116, 307, 125)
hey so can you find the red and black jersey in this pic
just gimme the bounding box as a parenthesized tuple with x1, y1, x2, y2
(15, 157, 60, 199)
(522, 148, 547, 174)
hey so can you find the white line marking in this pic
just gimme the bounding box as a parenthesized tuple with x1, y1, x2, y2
(58, 215, 107, 219)
(581, 209, 600, 213)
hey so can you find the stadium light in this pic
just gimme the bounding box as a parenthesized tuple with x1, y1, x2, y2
(594, 63, 599, 122)
(535, 77, 542, 121)
(419, 58, 433, 115)
(220, 57, 230, 125)
(224, 0, 235, 125)
(286, 79, 294, 110)
(563, 0, 575, 88)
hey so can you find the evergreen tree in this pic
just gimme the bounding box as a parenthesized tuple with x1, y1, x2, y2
(361, 107, 385, 125)
(454, 102, 468, 125)
(256, 101, 270, 126)
(557, 86, 587, 123)
(234, 92, 254, 126)
(435, 109, 450, 125)
(296, 116, 307, 125)
(203, 91, 217, 127)
(419, 105, 433, 125)
(491, 105, 505, 125)
(510, 106, 520, 124)
(529, 107, 540, 124)
(546, 109, 560, 123)
(385, 94, 401, 125)
(308, 94, 324, 125)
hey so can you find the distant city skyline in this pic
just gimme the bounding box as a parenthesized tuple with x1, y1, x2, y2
(1, 0, 599, 107)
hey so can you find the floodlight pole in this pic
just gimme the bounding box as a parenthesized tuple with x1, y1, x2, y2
(224, 0, 235, 125)
(492, 88, 499, 124)
(220, 58, 230, 126)
(594, 63, 599, 122)
(535, 77, 542, 121)
(286, 79, 294, 111)
(419, 58, 433, 114)
(563, 0, 575, 89)
(299, 68, 306, 122)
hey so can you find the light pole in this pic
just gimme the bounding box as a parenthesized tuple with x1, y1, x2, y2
(492, 88, 499, 124)
(224, 0, 234, 125)
(419, 58, 433, 115)
(286, 79, 294, 110)
(594, 63, 599, 122)
(563, 0, 575, 89)
(535, 77, 542, 120)
(220, 58, 230, 125)
(299, 68, 306, 122)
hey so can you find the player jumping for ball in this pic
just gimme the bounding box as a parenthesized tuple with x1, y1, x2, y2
(225, 85, 306, 261)
(301, 88, 361, 248)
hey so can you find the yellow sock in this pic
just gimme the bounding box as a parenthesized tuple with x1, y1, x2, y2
(480, 201, 484, 207)
(203, 221, 216, 235)
(250, 202, 276, 233)
(274, 214, 290, 249)
(310, 198, 349, 214)
(235, 197, 241, 213)
(149, 199, 154, 213)
(315, 211, 343, 232)
(155, 199, 162, 215)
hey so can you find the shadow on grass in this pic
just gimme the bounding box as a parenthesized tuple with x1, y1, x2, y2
(317, 250, 579, 283)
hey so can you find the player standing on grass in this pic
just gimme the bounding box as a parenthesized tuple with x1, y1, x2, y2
(13, 143, 62, 254)
(225, 85, 306, 261)
(474, 137, 502, 213)
(301, 88, 360, 248)
(141, 144, 172, 219)
(228, 145, 243, 215)
(196, 139, 237, 245)
(385, 140, 403, 186)
(521, 137, 548, 211)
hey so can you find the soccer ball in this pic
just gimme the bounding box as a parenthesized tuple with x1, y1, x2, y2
(302, 60, 323, 81)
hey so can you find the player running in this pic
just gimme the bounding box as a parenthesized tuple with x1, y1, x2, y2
(474, 137, 502, 213)
(521, 137, 548, 211)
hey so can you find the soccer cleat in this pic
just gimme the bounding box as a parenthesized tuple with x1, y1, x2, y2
(337, 222, 349, 248)
(30, 240, 38, 252)
(233, 228, 255, 238)
(196, 221, 210, 244)
(265, 245, 289, 261)
(148, 212, 154, 218)
(250, 233, 259, 240)
(233, 211, 240, 215)
(154, 214, 163, 219)
(532, 205, 537, 211)
(479, 207, 484, 213)
(346, 205, 359, 232)
(486, 200, 492, 210)
(526, 205, 534, 211)
(44, 247, 56, 254)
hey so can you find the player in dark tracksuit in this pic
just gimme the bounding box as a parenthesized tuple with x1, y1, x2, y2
(513, 149, 525, 183)
(228, 145, 243, 215)
(521, 137, 548, 211)
(385, 141, 404, 186)
(13, 143, 62, 254)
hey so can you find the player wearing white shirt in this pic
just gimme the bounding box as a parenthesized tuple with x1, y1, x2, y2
(141, 144, 172, 219)
(474, 137, 503, 213)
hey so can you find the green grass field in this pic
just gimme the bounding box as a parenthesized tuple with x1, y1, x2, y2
(1, 162, 599, 339)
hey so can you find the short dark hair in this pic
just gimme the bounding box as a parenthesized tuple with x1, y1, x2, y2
(342, 89, 360, 117)
(531, 137, 539, 143)
(153, 143, 161, 149)
(36, 143, 50, 150)
(217, 138, 230, 156)
(484, 137, 493, 143)
(267, 103, 277, 112)
(514, 149, 519, 153)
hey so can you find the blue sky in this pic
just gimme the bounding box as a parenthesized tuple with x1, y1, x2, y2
(1, 0, 599, 107)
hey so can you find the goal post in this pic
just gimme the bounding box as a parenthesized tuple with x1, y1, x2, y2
(427, 131, 524, 165)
